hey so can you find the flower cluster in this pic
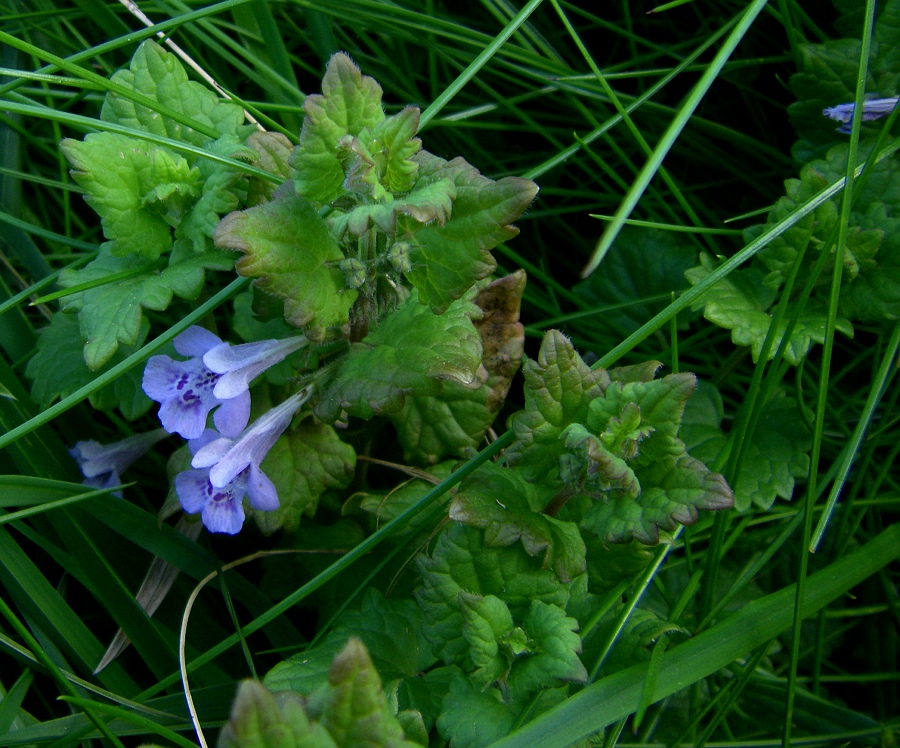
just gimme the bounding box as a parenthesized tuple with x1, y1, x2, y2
(70, 326, 310, 535)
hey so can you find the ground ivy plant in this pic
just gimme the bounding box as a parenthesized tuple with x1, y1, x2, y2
(40, 44, 736, 747)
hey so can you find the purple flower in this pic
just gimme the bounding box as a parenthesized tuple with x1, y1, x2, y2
(202, 335, 308, 400)
(823, 97, 899, 134)
(191, 389, 310, 494)
(174, 429, 279, 534)
(70, 429, 168, 496)
(142, 327, 250, 439)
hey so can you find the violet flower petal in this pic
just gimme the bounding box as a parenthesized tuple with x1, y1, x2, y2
(191, 436, 234, 468)
(175, 468, 248, 535)
(213, 389, 251, 437)
(70, 429, 168, 479)
(195, 389, 309, 489)
(823, 97, 900, 133)
(204, 337, 308, 400)
(246, 463, 279, 511)
(174, 326, 222, 358)
(143, 355, 223, 439)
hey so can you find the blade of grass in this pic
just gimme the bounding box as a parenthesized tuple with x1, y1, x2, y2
(583, 0, 770, 277)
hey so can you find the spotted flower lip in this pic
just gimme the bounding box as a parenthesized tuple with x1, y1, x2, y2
(191, 388, 310, 490)
(70, 428, 168, 495)
(142, 326, 250, 440)
(174, 428, 278, 534)
(823, 97, 900, 133)
(202, 335, 308, 400)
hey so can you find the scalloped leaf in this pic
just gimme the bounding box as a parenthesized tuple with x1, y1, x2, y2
(317, 638, 422, 748)
(61, 134, 194, 260)
(101, 39, 245, 142)
(685, 253, 853, 365)
(391, 271, 526, 464)
(292, 52, 386, 203)
(399, 151, 538, 312)
(507, 331, 732, 544)
(507, 601, 587, 695)
(57, 240, 235, 370)
(506, 330, 610, 481)
(266, 589, 436, 695)
(313, 289, 483, 422)
(415, 523, 569, 665)
(450, 461, 585, 583)
(214, 195, 356, 338)
(681, 382, 812, 512)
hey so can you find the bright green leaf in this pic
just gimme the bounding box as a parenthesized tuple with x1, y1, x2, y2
(58, 240, 235, 370)
(61, 133, 190, 260)
(102, 39, 245, 143)
(292, 52, 386, 203)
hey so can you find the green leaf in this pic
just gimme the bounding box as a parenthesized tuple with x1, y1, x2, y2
(458, 592, 515, 687)
(58, 240, 235, 370)
(391, 271, 526, 464)
(266, 589, 435, 695)
(449, 461, 586, 584)
(176, 134, 258, 252)
(580, 450, 732, 545)
(313, 289, 483, 422)
(101, 39, 245, 143)
(685, 253, 852, 365)
(214, 195, 356, 338)
(488, 524, 900, 748)
(574, 227, 699, 336)
(292, 52, 387, 203)
(681, 382, 812, 512)
(338, 106, 422, 200)
(61, 133, 195, 260)
(508, 332, 732, 544)
(436, 669, 518, 748)
(329, 177, 454, 240)
(315, 638, 422, 748)
(415, 523, 569, 665)
(219, 679, 338, 748)
(508, 601, 587, 695)
(352, 461, 455, 536)
(245, 131, 295, 206)
(254, 419, 356, 534)
(400, 151, 539, 312)
(506, 330, 611, 482)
